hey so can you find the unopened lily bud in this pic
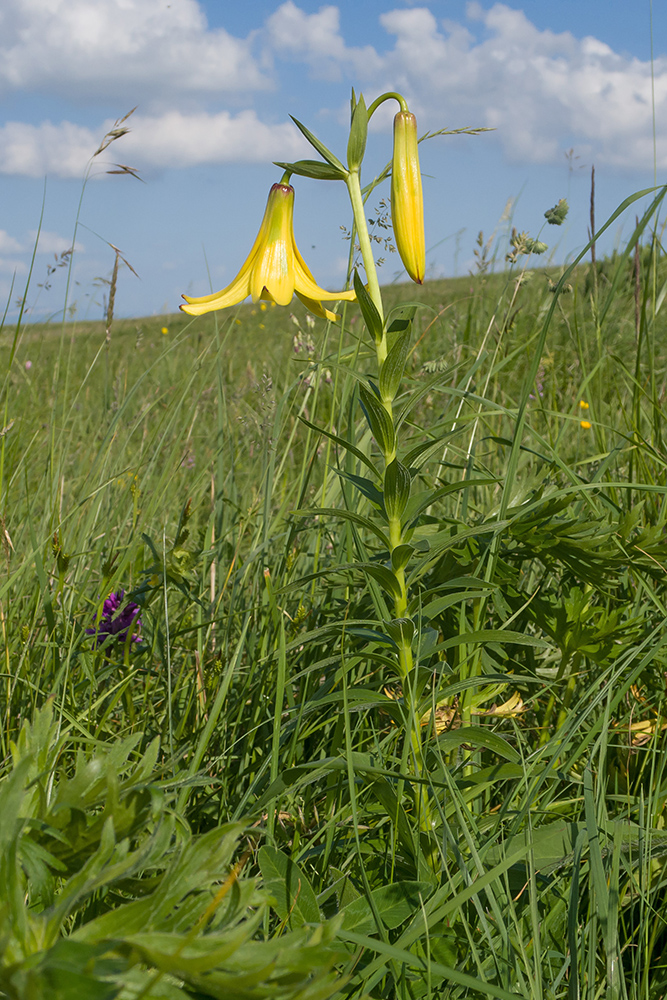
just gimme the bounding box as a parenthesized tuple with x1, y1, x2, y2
(391, 111, 425, 284)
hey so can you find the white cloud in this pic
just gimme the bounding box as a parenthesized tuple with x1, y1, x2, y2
(376, 4, 667, 170)
(0, 230, 23, 253)
(0, 0, 269, 103)
(0, 121, 99, 178)
(1, 1, 666, 177)
(268, 2, 667, 172)
(0, 258, 27, 274)
(266, 1, 381, 80)
(0, 111, 309, 178)
(120, 109, 309, 168)
(29, 231, 82, 256)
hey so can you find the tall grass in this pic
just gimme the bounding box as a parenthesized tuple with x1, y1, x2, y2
(1, 178, 667, 998)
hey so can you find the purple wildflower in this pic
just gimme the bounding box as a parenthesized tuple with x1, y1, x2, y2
(86, 590, 142, 649)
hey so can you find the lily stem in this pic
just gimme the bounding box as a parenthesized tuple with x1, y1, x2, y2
(345, 170, 385, 351)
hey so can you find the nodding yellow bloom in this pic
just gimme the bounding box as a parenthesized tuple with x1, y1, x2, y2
(580, 420, 592, 429)
(391, 111, 425, 284)
(181, 182, 355, 322)
(579, 400, 589, 409)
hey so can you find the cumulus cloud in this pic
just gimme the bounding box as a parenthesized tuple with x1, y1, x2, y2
(265, 1, 381, 80)
(0, 111, 309, 178)
(267, 1, 667, 172)
(373, 3, 667, 169)
(0, 0, 269, 103)
(30, 231, 82, 256)
(2, 1, 666, 176)
(0, 230, 23, 253)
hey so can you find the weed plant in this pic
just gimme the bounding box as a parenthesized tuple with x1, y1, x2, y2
(1, 95, 667, 999)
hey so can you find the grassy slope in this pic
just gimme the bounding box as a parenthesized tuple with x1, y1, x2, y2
(2, 251, 667, 997)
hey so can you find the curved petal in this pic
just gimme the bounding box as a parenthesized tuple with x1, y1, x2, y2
(295, 291, 340, 323)
(293, 242, 356, 303)
(180, 260, 254, 315)
(180, 183, 287, 316)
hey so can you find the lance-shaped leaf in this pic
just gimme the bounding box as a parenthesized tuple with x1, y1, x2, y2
(391, 543, 414, 572)
(347, 93, 368, 172)
(384, 617, 415, 647)
(274, 159, 346, 182)
(379, 327, 412, 403)
(361, 564, 404, 600)
(299, 414, 380, 478)
(384, 459, 411, 521)
(290, 116, 348, 175)
(291, 506, 390, 547)
(359, 383, 396, 457)
(335, 469, 386, 513)
(353, 269, 383, 344)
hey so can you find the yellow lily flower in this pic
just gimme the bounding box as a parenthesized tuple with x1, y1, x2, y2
(391, 111, 425, 284)
(181, 182, 356, 322)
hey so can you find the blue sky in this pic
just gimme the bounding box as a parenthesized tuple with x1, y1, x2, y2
(0, 0, 665, 320)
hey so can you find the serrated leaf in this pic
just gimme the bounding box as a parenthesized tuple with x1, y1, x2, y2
(359, 384, 396, 457)
(379, 328, 411, 403)
(274, 158, 346, 182)
(289, 116, 347, 174)
(258, 846, 320, 927)
(384, 459, 411, 520)
(353, 270, 383, 344)
(347, 93, 368, 171)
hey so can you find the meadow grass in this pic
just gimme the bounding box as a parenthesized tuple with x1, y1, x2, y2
(1, 193, 667, 998)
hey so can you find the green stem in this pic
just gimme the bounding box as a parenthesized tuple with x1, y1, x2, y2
(344, 130, 435, 842)
(345, 171, 385, 342)
(367, 92, 409, 118)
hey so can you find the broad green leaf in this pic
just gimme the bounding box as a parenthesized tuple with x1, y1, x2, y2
(258, 846, 320, 927)
(342, 881, 432, 933)
(328, 867, 361, 908)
